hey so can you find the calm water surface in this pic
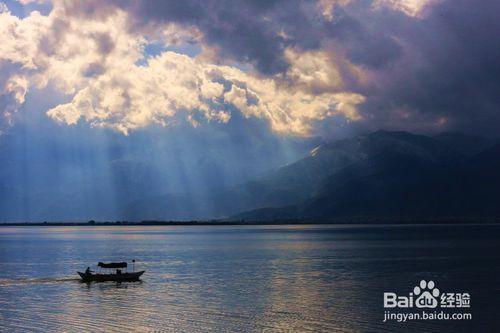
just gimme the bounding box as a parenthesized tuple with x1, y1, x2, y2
(1, 224, 499, 332)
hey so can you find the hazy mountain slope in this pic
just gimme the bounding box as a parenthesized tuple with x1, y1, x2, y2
(122, 141, 363, 220)
(233, 132, 500, 220)
(125, 130, 471, 220)
(10, 129, 489, 221)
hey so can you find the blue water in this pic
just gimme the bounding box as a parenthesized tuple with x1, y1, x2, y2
(0, 224, 499, 332)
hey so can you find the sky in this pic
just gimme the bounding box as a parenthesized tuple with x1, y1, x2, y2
(0, 0, 499, 220)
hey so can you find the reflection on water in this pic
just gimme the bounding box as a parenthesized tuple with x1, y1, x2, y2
(1, 224, 500, 332)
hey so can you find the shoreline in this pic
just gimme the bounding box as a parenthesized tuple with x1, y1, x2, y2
(1, 218, 500, 226)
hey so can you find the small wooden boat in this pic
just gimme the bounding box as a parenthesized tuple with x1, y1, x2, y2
(78, 261, 145, 282)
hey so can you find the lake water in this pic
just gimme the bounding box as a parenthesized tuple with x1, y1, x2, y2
(0, 224, 499, 332)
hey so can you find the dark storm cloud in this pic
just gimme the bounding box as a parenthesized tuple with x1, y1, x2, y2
(125, 0, 307, 74)
(59, 0, 500, 135)
(322, 3, 404, 69)
(59, 0, 408, 73)
(61, 0, 325, 74)
(126, 0, 405, 73)
(355, 0, 500, 135)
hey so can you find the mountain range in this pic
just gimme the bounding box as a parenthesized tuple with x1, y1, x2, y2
(1, 130, 499, 222)
(233, 131, 499, 220)
(125, 130, 500, 221)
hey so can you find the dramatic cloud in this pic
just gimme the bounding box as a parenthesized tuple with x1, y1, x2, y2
(0, 0, 365, 136)
(1, 0, 499, 136)
(356, 0, 500, 134)
(46, 49, 364, 136)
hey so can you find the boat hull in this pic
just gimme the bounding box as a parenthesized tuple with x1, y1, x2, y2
(78, 270, 145, 282)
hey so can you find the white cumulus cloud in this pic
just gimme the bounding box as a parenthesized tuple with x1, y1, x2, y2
(0, 1, 366, 136)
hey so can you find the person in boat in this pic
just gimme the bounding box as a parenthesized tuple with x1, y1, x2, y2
(79, 261, 144, 281)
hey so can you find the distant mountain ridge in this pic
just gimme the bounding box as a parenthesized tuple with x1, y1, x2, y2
(123, 130, 499, 221)
(2, 130, 498, 221)
(233, 131, 500, 220)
